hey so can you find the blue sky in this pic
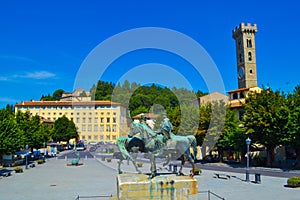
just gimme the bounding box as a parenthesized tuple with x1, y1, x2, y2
(0, 0, 299, 108)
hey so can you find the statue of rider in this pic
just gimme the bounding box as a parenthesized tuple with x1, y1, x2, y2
(159, 112, 173, 139)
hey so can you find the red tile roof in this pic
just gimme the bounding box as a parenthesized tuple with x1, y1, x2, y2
(15, 100, 120, 107)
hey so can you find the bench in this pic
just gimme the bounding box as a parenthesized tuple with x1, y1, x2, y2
(2, 172, 11, 177)
(214, 173, 231, 180)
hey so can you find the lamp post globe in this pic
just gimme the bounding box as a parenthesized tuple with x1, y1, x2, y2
(246, 137, 251, 145)
(245, 137, 251, 182)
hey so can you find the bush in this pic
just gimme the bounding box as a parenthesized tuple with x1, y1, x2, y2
(106, 158, 112, 162)
(194, 168, 202, 175)
(14, 166, 23, 173)
(287, 176, 300, 187)
(137, 162, 143, 167)
(37, 159, 44, 164)
(191, 167, 202, 175)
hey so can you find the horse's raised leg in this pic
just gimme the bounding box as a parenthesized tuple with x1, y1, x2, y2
(131, 151, 141, 174)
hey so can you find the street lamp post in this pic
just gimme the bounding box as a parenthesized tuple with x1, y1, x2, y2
(25, 144, 29, 169)
(245, 137, 251, 182)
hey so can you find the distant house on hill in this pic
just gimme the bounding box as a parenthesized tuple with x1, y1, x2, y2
(60, 88, 91, 101)
(192, 91, 228, 106)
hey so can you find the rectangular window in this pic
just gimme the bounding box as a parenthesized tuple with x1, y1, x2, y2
(112, 125, 116, 132)
(94, 135, 98, 140)
(113, 117, 116, 123)
(94, 117, 98, 123)
(100, 118, 104, 123)
(88, 118, 92, 123)
(76, 118, 80, 123)
(82, 135, 86, 140)
(106, 125, 111, 132)
(88, 125, 92, 131)
(107, 118, 110, 123)
(106, 135, 110, 140)
(82, 125, 86, 131)
(100, 135, 104, 140)
(100, 125, 104, 132)
(94, 125, 98, 131)
(112, 135, 116, 140)
(82, 118, 86, 123)
(88, 135, 91, 140)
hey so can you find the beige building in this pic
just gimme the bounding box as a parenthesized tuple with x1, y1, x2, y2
(15, 95, 129, 144)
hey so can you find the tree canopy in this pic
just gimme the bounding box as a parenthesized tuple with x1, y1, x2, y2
(243, 88, 289, 166)
(52, 115, 78, 142)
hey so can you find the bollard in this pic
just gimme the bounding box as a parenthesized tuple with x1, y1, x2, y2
(65, 156, 67, 161)
(173, 165, 177, 173)
(255, 172, 261, 183)
(168, 164, 173, 172)
(85, 155, 87, 160)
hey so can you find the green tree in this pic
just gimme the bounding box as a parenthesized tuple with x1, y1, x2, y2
(0, 109, 25, 155)
(216, 107, 243, 161)
(40, 89, 64, 101)
(195, 102, 212, 146)
(52, 116, 78, 142)
(52, 89, 65, 100)
(15, 111, 51, 151)
(287, 85, 300, 168)
(243, 88, 289, 166)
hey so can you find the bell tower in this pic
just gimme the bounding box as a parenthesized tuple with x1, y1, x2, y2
(232, 22, 258, 89)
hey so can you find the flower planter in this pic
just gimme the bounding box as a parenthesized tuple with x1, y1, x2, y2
(191, 168, 202, 175)
(137, 162, 143, 168)
(14, 167, 23, 173)
(37, 159, 44, 164)
(287, 176, 300, 188)
(106, 158, 112, 162)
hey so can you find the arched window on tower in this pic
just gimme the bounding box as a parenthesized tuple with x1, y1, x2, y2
(248, 52, 252, 61)
(240, 92, 245, 98)
(233, 93, 238, 100)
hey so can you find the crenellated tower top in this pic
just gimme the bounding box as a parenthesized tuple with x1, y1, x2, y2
(232, 22, 258, 39)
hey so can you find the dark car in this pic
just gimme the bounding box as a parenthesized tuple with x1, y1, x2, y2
(113, 152, 123, 159)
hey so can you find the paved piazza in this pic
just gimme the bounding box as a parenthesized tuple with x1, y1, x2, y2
(0, 156, 300, 200)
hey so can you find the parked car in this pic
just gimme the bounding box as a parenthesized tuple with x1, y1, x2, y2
(113, 152, 123, 159)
